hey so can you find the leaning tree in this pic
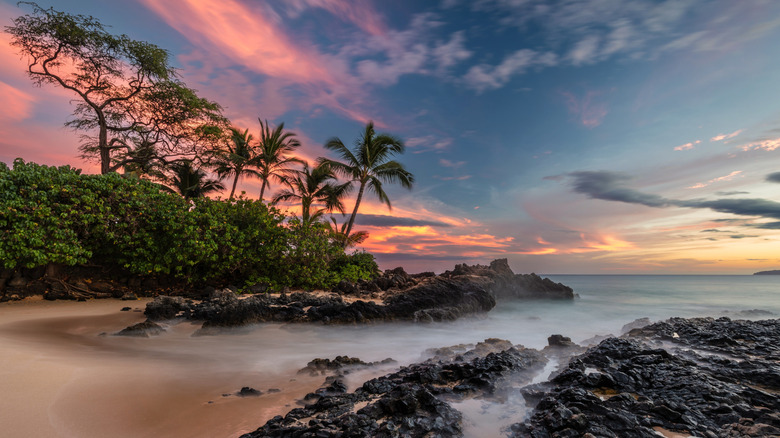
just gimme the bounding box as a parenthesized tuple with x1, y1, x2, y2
(5, 2, 228, 174)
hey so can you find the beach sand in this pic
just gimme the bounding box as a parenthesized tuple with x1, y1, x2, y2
(0, 298, 330, 438)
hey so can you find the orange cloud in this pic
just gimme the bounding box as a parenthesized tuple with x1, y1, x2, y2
(142, 0, 337, 85)
(140, 0, 382, 126)
(570, 233, 634, 253)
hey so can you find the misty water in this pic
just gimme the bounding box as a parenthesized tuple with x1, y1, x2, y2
(1, 275, 778, 437)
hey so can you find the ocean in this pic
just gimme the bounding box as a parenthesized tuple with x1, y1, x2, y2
(1, 275, 778, 437)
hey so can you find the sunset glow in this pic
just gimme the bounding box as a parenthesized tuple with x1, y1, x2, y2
(2, 0, 780, 274)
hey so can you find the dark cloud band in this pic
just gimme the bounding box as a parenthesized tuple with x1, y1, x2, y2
(354, 213, 452, 228)
(562, 170, 780, 222)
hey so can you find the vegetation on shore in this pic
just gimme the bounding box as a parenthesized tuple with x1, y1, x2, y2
(0, 159, 376, 290)
(2, 3, 418, 292)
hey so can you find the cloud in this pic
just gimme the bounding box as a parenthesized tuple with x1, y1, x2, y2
(688, 170, 742, 189)
(560, 90, 609, 128)
(436, 175, 472, 181)
(740, 137, 780, 152)
(0, 81, 35, 122)
(562, 170, 780, 222)
(710, 129, 742, 142)
(406, 135, 453, 153)
(354, 213, 453, 228)
(282, 0, 387, 36)
(439, 158, 465, 168)
(140, 1, 471, 125)
(565, 171, 671, 207)
(568, 35, 600, 65)
(754, 221, 780, 229)
(766, 172, 780, 183)
(464, 49, 558, 92)
(433, 31, 473, 71)
(715, 191, 749, 196)
(674, 140, 700, 151)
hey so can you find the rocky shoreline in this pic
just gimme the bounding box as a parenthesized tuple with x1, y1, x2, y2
(235, 317, 779, 437)
(0, 259, 573, 307)
(113, 259, 573, 335)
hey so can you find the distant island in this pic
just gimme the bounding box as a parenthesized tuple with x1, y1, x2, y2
(753, 270, 780, 275)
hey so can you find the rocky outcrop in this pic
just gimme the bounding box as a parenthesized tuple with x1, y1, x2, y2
(241, 340, 547, 438)
(298, 356, 397, 376)
(136, 276, 498, 332)
(123, 260, 572, 332)
(512, 317, 780, 437)
(442, 259, 574, 300)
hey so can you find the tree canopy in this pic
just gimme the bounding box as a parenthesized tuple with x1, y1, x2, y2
(321, 121, 414, 241)
(5, 2, 228, 174)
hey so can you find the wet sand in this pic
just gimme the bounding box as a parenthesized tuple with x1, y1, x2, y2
(0, 298, 333, 438)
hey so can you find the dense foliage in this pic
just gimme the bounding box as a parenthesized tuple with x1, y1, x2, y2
(0, 160, 378, 289)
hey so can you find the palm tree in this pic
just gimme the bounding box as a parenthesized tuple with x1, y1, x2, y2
(327, 217, 369, 249)
(320, 121, 414, 241)
(168, 160, 225, 199)
(272, 162, 351, 226)
(256, 119, 305, 202)
(212, 127, 261, 199)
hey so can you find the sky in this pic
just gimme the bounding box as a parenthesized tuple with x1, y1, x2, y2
(1, 0, 780, 274)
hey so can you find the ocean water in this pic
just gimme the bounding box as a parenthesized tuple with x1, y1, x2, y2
(1, 275, 778, 437)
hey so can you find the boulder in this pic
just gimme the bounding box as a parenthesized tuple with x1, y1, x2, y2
(114, 321, 165, 337)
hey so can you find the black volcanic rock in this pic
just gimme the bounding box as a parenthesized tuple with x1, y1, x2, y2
(442, 258, 575, 300)
(114, 321, 165, 337)
(241, 340, 547, 438)
(125, 260, 574, 333)
(511, 318, 780, 438)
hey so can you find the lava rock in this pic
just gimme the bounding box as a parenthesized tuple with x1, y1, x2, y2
(114, 321, 165, 337)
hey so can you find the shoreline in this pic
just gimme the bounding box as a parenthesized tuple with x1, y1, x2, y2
(0, 299, 371, 438)
(2, 275, 778, 437)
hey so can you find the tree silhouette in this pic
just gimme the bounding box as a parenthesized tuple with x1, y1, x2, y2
(272, 162, 350, 226)
(320, 121, 414, 242)
(256, 119, 304, 202)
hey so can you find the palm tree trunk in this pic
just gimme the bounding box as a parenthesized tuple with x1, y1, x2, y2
(344, 182, 365, 244)
(259, 179, 267, 203)
(229, 174, 239, 199)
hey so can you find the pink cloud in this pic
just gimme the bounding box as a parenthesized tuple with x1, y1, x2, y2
(285, 0, 387, 36)
(561, 90, 608, 128)
(139, 0, 390, 127)
(710, 129, 743, 142)
(740, 137, 780, 152)
(674, 139, 701, 151)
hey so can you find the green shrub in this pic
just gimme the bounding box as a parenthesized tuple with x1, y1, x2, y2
(330, 250, 379, 283)
(0, 159, 362, 289)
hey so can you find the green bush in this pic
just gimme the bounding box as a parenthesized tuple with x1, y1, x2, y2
(0, 159, 366, 289)
(330, 250, 379, 283)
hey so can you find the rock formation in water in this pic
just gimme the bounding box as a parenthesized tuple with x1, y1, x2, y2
(241, 339, 547, 438)
(234, 317, 779, 437)
(128, 259, 573, 332)
(512, 317, 780, 437)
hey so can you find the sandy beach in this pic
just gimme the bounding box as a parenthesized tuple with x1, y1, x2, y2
(0, 298, 337, 438)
